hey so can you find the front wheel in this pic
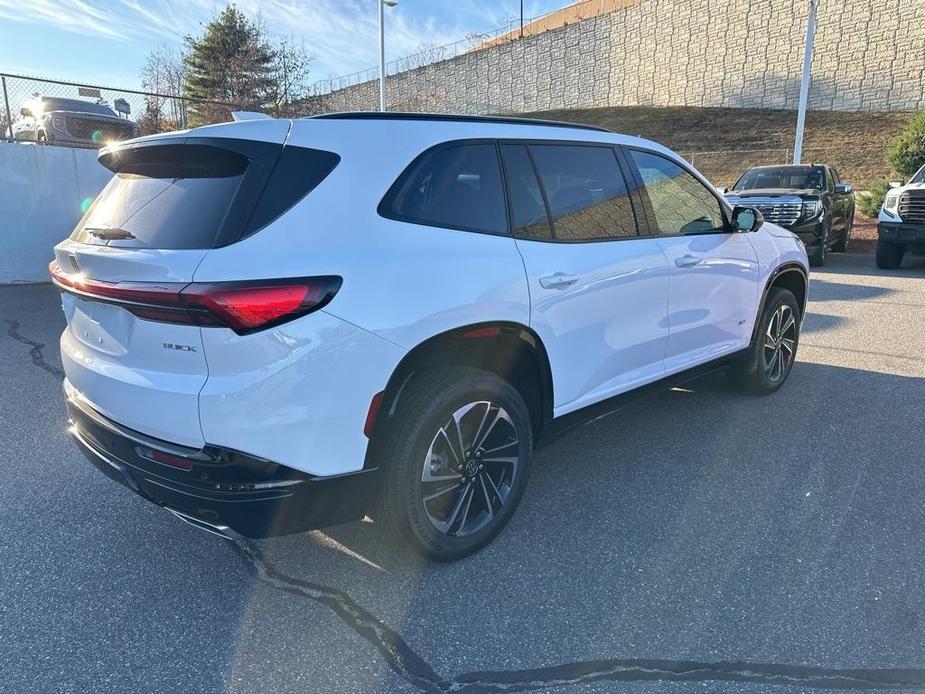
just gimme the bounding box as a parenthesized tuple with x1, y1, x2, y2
(377, 366, 534, 561)
(728, 287, 800, 395)
(808, 226, 828, 267)
(875, 238, 905, 269)
(832, 215, 853, 253)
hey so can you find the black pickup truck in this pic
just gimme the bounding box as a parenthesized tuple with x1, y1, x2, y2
(724, 164, 855, 267)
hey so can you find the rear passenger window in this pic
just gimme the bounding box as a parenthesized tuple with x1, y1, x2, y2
(528, 144, 637, 241)
(380, 143, 507, 234)
(500, 144, 552, 240)
(627, 149, 725, 235)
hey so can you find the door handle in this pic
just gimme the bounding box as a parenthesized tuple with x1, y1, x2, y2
(675, 254, 702, 268)
(539, 272, 579, 289)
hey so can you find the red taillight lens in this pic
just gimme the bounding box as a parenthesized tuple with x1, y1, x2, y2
(49, 261, 341, 335)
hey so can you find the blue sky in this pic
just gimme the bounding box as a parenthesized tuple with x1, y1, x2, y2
(0, 1, 569, 90)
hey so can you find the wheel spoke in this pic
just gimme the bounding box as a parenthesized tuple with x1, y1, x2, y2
(478, 475, 495, 519)
(472, 409, 502, 453)
(479, 440, 518, 456)
(780, 311, 796, 337)
(480, 455, 518, 465)
(423, 481, 462, 503)
(482, 469, 505, 505)
(450, 484, 475, 534)
(437, 426, 462, 466)
(780, 336, 795, 355)
(443, 483, 473, 534)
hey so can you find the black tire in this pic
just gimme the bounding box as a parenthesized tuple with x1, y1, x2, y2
(36, 131, 47, 144)
(808, 226, 828, 267)
(831, 216, 852, 253)
(727, 287, 800, 395)
(875, 238, 905, 269)
(377, 366, 534, 562)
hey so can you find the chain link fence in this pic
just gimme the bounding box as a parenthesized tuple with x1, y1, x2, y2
(1, 73, 241, 147)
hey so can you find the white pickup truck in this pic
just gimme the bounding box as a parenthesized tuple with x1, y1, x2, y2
(877, 163, 925, 269)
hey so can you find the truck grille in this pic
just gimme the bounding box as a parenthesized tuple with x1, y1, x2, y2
(736, 199, 803, 227)
(65, 116, 135, 142)
(899, 190, 925, 223)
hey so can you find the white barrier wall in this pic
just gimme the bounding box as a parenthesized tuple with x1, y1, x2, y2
(0, 142, 111, 283)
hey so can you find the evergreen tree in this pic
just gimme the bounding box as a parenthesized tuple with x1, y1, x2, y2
(183, 5, 276, 124)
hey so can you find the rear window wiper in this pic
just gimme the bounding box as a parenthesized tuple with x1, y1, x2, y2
(83, 226, 136, 240)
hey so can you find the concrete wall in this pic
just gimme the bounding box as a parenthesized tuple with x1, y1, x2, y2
(319, 0, 925, 114)
(0, 143, 110, 283)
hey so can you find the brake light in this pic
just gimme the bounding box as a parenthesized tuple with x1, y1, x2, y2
(49, 261, 341, 334)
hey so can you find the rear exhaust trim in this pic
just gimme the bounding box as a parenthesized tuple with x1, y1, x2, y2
(165, 508, 232, 540)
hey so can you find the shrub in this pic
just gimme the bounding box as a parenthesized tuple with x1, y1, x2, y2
(857, 179, 892, 217)
(886, 111, 925, 179)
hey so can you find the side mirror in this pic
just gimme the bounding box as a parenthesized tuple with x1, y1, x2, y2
(731, 205, 763, 233)
(834, 183, 853, 194)
(19, 106, 31, 117)
(889, 181, 903, 189)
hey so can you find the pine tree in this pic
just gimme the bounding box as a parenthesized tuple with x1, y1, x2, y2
(183, 5, 276, 124)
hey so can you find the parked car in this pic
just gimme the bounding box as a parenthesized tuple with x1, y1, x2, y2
(12, 96, 139, 146)
(724, 164, 855, 267)
(876, 164, 925, 269)
(50, 113, 809, 561)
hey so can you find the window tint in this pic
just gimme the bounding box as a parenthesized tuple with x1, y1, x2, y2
(528, 144, 637, 241)
(382, 144, 507, 234)
(500, 144, 552, 239)
(628, 150, 725, 235)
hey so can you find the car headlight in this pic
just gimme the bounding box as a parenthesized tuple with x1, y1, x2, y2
(883, 192, 900, 214)
(802, 200, 822, 218)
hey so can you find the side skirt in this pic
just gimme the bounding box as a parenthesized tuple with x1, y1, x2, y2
(540, 350, 746, 446)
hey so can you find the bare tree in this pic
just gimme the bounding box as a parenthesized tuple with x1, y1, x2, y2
(139, 45, 188, 133)
(267, 37, 315, 117)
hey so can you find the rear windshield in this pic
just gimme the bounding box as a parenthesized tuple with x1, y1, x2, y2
(73, 173, 245, 249)
(733, 166, 826, 191)
(73, 142, 339, 249)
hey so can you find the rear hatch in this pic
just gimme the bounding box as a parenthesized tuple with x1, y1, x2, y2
(54, 122, 294, 447)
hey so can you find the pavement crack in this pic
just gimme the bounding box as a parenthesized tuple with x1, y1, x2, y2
(229, 535, 925, 693)
(229, 537, 450, 693)
(4, 319, 65, 379)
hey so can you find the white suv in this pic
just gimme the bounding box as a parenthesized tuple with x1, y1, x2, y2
(52, 113, 809, 561)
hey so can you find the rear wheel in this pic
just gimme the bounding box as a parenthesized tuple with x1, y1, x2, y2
(728, 287, 800, 394)
(875, 238, 905, 269)
(378, 366, 533, 561)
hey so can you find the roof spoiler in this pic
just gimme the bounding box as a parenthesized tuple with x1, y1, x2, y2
(232, 111, 272, 121)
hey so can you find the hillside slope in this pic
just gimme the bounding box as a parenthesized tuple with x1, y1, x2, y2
(520, 106, 913, 187)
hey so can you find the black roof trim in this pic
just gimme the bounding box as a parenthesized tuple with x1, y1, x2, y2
(310, 111, 612, 133)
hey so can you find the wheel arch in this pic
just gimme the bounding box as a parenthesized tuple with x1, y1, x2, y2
(363, 321, 554, 469)
(751, 263, 808, 344)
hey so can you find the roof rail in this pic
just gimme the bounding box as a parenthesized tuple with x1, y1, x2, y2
(309, 111, 612, 133)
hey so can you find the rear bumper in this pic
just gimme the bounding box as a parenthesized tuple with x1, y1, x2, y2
(879, 222, 925, 244)
(65, 388, 380, 537)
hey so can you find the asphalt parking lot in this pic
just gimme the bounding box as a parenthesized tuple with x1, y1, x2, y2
(2, 252, 924, 694)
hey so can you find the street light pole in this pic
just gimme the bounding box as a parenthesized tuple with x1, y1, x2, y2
(378, 0, 397, 112)
(793, 0, 819, 164)
(520, 0, 524, 38)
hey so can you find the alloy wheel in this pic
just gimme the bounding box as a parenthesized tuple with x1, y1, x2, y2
(420, 401, 520, 537)
(763, 304, 797, 383)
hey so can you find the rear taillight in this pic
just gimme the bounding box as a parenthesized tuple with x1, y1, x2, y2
(49, 261, 341, 335)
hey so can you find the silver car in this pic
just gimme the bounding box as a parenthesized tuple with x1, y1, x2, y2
(12, 96, 139, 146)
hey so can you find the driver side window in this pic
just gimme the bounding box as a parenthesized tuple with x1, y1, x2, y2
(628, 149, 726, 236)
